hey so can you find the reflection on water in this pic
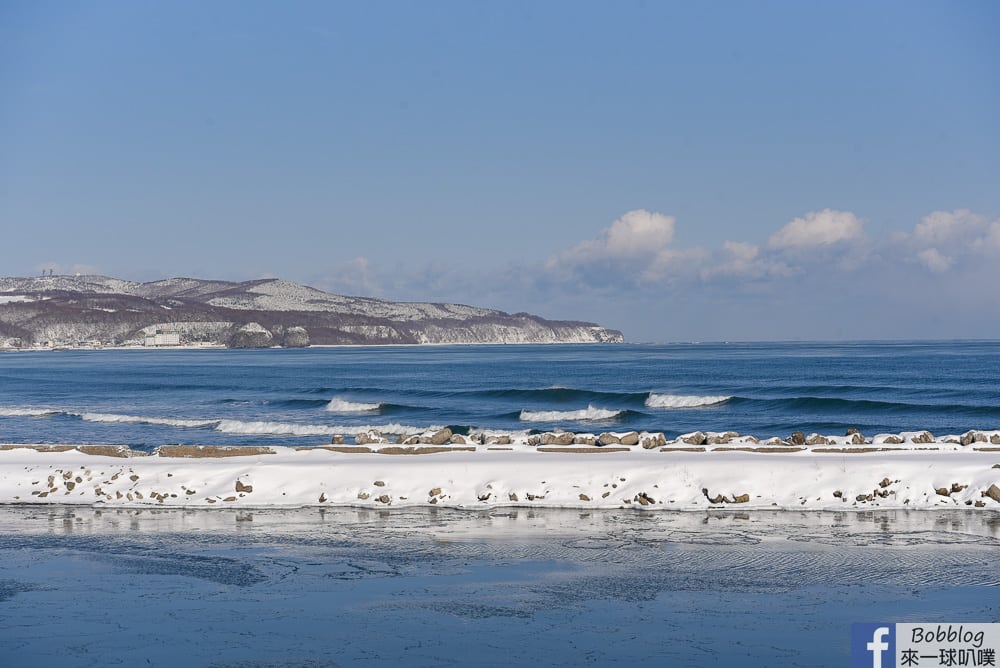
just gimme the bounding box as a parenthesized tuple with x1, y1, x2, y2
(6, 505, 1000, 540)
(1, 507, 998, 667)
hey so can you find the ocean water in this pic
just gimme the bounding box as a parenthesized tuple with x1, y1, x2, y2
(2, 341, 1000, 448)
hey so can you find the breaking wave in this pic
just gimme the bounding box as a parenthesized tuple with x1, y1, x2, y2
(645, 394, 731, 409)
(213, 419, 442, 436)
(325, 397, 381, 413)
(78, 412, 220, 429)
(2, 406, 440, 438)
(0, 407, 59, 417)
(519, 405, 625, 422)
(214, 420, 334, 436)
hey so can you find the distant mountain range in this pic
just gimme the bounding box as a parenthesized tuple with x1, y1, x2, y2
(0, 275, 624, 348)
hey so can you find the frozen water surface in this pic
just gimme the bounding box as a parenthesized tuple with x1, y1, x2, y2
(1, 508, 999, 667)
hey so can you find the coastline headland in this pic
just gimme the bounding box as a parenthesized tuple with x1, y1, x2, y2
(0, 274, 624, 348)
(2, 426, 998, 511)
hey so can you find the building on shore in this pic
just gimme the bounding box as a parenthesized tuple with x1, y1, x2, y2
(144, 329, 181, 347)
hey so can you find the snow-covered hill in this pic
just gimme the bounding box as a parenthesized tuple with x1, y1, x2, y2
(0, 275, 624, 348)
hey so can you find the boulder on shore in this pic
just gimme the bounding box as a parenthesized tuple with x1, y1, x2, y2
(422, 427, 453, 445)
(541, 432, 575, 446)
(618, 431, 640, 446)
(355, 429, 385, 445)
(681, 431, 707, 445)
(640, 433, 667, 449)
(598, 432, 621, 446)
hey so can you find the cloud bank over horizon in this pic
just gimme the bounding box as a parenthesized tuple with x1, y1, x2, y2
(537, 206, 1000, 287)
(307, 205, 1000, 342)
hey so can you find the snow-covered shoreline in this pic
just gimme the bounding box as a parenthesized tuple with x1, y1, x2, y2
(2, 443, 998, 512)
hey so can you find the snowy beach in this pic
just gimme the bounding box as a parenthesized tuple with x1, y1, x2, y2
(2, 438, 999, 511)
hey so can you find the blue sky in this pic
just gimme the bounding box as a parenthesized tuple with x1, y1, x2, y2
(2, 1, 998, 341)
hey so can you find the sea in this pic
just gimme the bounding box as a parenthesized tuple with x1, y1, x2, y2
(2, 340, 1000, 447)
(2, 341, 999, 667)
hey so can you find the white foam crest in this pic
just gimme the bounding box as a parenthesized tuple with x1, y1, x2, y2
(325, 397, 381, 413)
(214, 420, 334, 436)
(214, 420, 443, 437)
(79, 413, 219, 428)
(519, 405, 623, 422)
(645, 393, 731, 408)
(0, 407, 59, 417)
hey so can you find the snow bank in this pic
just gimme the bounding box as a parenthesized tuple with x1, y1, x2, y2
(1, 445, 997, 512)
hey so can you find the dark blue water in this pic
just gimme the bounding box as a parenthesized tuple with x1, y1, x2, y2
(2, 341, 1000, 449)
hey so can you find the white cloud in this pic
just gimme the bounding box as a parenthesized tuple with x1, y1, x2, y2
(972, 222, 1000, 252)
(699, 241, 794, 281)
(547, 210, 676, 270)
(544, 206, 1000, 288)
(767, 209, 864, 249)
(603, 209, 676, 256)
(905, 210, 1000, 272)
(913, 209, 985, 244)
(916, 248, 953, 273)
(722, 241, 759, 262)
(547, 208, 868, 287)
(641, 246, 709, 282)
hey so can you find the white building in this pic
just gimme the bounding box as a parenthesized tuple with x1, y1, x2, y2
(144, 329, 181, 347)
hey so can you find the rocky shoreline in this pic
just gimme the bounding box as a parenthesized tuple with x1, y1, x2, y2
(346, 425, 1000, 451)
(3, 426, 1000, 458)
